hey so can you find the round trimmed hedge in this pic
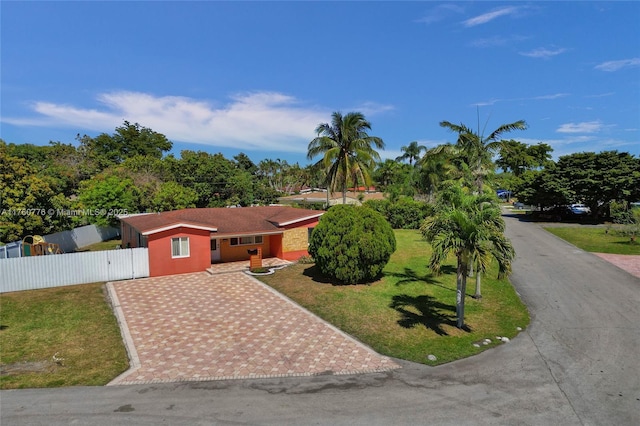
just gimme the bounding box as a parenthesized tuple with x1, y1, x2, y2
(308, 204, 396, 284)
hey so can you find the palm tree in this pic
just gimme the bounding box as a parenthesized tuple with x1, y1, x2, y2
(439, 119, 528, 193)
(396, 141, 427, 166)
(421, 185, 515, 328)
(374, 159, 401, 190)
(307, 112, 385, 204)
(416, 144, 458, 200)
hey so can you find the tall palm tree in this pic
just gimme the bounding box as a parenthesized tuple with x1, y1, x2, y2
(308, 112, 385, 204)
(421, 185, 515, 328)
(396, 141, 427, 166)
(439, 119, 528, 193)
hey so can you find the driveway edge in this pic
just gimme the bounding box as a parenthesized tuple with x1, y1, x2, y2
(243, 273, 401, 370)
(105, 281, 141, 386)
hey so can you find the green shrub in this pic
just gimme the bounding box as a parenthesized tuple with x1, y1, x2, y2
(362, 198, 388, 213)
(308, 204, 396, 284)
(363, 197, 431, 229)
(387, 198, 432, 229)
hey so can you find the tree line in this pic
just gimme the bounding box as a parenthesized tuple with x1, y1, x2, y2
(2, 114, 639, 244)
(3, 112, 638, 329)
(0, 121, 323, 242)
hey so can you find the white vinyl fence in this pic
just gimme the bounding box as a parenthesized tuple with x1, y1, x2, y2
(0, 248, 149, 293)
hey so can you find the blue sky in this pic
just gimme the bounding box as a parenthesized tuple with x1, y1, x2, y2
(2, 1, 639, 166)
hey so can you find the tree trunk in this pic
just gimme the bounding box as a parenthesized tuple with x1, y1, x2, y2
(473, 267, 482, 300)
(456, 257, 468, 329)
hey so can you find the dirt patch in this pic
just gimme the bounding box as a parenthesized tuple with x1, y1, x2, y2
(0, 361, 53, 376)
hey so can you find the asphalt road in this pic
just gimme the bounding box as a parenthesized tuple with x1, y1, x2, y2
(2, 214, 639, 425)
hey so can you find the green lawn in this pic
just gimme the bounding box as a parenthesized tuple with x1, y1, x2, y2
(544, 226, 640, 255)
(75, 238, 122, 252)
(0, 229, 530, 389)
(259, 229, 530, 365)
(0, 283, 129, 389)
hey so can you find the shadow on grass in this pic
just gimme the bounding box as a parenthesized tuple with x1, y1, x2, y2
(385, 267, 457, 293)
(301, 265, 382, 286)
(302, 265, 339, 284)
(390, 294, 457, 336)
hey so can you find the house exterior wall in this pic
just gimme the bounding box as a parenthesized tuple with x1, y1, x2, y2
(219, 236, 272, 263)
(281, 217, 319, 260)
(270, 234, 283, 258)
(148, 227, 210, 277)
(121, 223, 136, 248)
(121, 222, 147, 249)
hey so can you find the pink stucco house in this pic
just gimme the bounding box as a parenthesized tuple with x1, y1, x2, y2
(119, 206, 323, 277)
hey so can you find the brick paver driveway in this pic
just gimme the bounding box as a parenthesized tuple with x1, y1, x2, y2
(107, 269, 399, 385)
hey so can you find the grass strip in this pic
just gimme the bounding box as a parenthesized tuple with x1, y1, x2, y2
(0, 283, 128, 389)
(544, 226, 640, 255)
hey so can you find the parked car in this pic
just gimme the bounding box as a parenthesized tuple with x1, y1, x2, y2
(536, 205, 589, 222)
(569, 204, 590, 215)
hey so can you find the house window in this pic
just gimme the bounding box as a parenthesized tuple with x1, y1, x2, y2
(229, 235, 263, 246)
(171, 237, 190, 258)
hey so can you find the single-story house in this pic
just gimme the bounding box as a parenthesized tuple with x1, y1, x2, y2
(119, 206, 324, 277)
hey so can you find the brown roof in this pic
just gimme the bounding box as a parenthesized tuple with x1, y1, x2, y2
(120, 206, 324, 236)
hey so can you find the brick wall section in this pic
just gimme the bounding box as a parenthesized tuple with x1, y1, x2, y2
(282, 227, 309, 252)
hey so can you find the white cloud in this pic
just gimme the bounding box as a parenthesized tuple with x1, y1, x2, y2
(584, 92, 614, 98)
(347, 101, 395, 117)
(4, 91, 342, 153)
(533, 93, 570, 100)
(472, 93, 569, 107)
(594, 58, 640, 72)
(416, 3, 464, 25)
(462, 6, 519, 27)
(519, 47, 567, 59)
(556, 121, 603, 134)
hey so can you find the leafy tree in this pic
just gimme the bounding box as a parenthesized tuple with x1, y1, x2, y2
(515, 151, 640, 219)
(396, 141, 426, 166)
(256, 158, 309, 193)
(7, 141, 85, 196)
(308, 112, 385, 204)
(309, 204, 396, 284)
(0, 141, 58, 241)
(152, 181, 198, 211)
(121, 154, 173, 181)
(387, 198, 432, 229)
(234, 152, 258, 175)
(77, 174, 139, 227)
(496, 140, 552, 176)
(421, 185, 514, 328)
(78, 121, 172, 172)
(554, 151, 640, 217)
(364, 198, 432, 229)
(439, 119, 528, 193)
(514, 168, 570, 211)
(171, 150, 236, 207)
(226, 171, 255, 207)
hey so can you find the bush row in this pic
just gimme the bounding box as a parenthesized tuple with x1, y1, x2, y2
(363, 197, 433, 229)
